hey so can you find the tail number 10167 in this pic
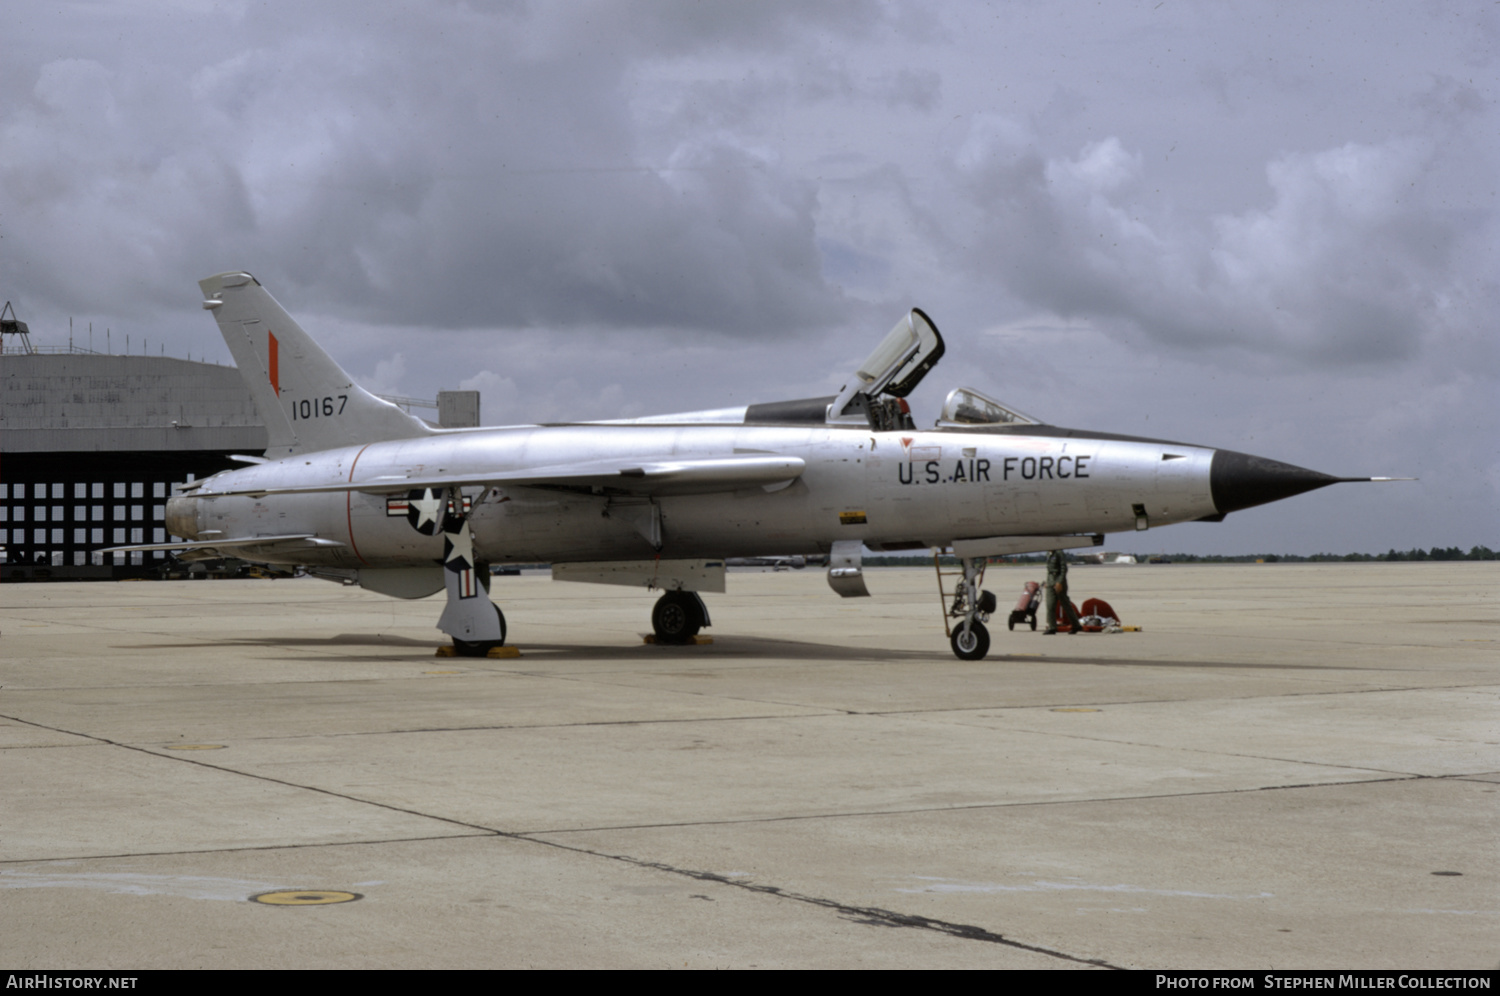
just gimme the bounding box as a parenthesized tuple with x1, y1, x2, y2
(291, 395, 348, 420)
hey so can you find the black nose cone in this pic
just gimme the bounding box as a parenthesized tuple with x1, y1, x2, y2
(1210, 449, 1344, 515)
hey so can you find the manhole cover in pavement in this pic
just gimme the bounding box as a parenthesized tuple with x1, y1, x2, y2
(251, 890, 362, 906)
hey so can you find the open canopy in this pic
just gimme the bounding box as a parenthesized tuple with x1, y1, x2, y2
(842, 308, 945, 404)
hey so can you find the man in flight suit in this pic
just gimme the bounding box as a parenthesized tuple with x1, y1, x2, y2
(1043, 547, 1083, 635)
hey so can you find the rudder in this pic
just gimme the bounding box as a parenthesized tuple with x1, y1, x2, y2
(199, 272, 433, 456)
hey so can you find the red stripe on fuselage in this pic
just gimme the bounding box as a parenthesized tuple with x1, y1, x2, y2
(346, 444, 371, 566)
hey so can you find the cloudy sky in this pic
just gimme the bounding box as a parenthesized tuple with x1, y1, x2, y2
(4, 1, 1496, 555)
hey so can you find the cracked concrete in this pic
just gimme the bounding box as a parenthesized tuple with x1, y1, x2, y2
(1, 564, 1495, 968)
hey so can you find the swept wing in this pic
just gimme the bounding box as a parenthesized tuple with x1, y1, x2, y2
(205, 453, 806, 499)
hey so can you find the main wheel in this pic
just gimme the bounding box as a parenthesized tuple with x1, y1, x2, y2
(950, 620, 990, 661)
(652, 590, 704, 644)
(453, 604, 507, 657)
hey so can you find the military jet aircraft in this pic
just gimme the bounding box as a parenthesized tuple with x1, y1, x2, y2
(110, 272, 1391, 660)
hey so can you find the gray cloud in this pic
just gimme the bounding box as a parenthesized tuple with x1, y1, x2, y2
(2, 2, 880, 335)
(946, 119, 1490, 370)
(1, 0, 1494, 553)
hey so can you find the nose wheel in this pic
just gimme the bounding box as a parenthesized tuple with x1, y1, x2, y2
(950, 620, 990, 661)
(652, 590, 709, 644)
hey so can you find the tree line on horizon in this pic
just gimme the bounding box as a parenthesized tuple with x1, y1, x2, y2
(864, 545, 1497, 567)
(1102, 545, 1496, 564)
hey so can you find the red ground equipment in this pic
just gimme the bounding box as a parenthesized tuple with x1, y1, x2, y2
(1069, 597, 1122, 632)
(1008, 581, 1041, 631)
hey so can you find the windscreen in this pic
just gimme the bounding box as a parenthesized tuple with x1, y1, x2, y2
(939, 386, 1040, 425)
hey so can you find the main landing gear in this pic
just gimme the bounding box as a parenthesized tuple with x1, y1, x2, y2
(453, 603, 508, 658)
(422, 485, 509, 657)
(651, 589, 710, 644)
(937, 553, 998, 661)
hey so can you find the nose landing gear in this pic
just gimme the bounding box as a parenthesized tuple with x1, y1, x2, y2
(937, 553, 996, 660)
(950, 620, 990, 661)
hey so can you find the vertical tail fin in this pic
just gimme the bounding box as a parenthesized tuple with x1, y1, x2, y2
(198, 272, 434, 456)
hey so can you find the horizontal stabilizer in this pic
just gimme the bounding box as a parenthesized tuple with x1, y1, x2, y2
(951, 534, 1105, 558)
(203, 454, 807, 499)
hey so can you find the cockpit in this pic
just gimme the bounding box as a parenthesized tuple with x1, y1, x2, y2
(698, 309, 1042, 430)
(825, 309, 943, 431)
(825, 310, 1039, 431)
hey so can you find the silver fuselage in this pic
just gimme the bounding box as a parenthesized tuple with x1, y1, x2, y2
(176, 421, 1217, 568)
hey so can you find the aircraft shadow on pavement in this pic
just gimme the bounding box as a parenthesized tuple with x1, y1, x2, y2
(121, 632, 952, 663)
(120, 633, 440, 650)
(115, 634, 1381, 670)
(505, 635, 958, 664)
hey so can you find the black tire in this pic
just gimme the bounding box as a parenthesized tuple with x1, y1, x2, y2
(1029, 613, 1037, 631)
(652, 590, 703, 644)
(950, 620, 990, 661)
(453, 603, 507, 657)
